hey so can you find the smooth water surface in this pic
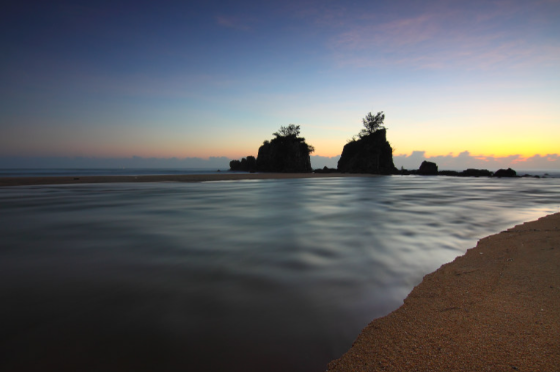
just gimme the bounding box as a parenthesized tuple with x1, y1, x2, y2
(1, 176, 559, 371)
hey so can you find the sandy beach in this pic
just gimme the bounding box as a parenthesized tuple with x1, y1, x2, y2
(328, 212, 560, 371)
(0, 172, 378, 187)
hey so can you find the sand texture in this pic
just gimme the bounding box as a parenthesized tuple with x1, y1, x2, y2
(0, 172, 376, 187)
(328, 213, 560, 371)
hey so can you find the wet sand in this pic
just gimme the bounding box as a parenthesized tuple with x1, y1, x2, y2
(0, 172, 374, 187)
(328, 213, 560, 371)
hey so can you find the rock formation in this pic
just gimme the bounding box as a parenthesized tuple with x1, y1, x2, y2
(438, 169, 493, 177)
(460, 168, 493, 177)
(229, 156, 256, 172)
(256, 125, 313, 173)
(494, 168, 517, 177)
(418, 161, 438, 175)
(337, 129, 397, 174)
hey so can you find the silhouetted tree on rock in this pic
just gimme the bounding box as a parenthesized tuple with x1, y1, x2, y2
(273, 124, 301, 138)
(360, 111, 385, 137)
(256, 124, 314, 172)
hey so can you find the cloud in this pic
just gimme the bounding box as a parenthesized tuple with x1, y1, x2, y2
(327, 1, 560, 70)
(394, 151, 560, 171)
(215, 15, 252, 31)
(334, 14, 437, 51)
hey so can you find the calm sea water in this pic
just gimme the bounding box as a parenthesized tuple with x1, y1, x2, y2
(1, 176, 559, 372)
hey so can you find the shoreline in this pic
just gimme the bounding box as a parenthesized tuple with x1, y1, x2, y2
(0, 172, 377, 187)
(327, 213, 560, 371)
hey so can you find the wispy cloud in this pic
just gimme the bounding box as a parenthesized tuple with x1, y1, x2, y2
(394, 151, 560, 171)
(215, 15, 253, 31)
(324, 1, 560, 70)
(334, 14, 438, 50)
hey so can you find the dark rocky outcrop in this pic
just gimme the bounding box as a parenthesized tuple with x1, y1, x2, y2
(418, 161, 438, 175)
(460, 168, 493, 177)
(337, 129, 397, 174)
(229, 156, 256, 172)
(438, 168, 493, 177)
(493, 168, 517, 177)
(256, 125, 313, 172)
(399, 166, 522, 178)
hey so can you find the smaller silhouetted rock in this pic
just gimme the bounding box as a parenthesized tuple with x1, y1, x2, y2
(437, 169, 493, 177)
(230, 156, 257, 172)
(493, 168, 517, 177)
(418, 161, 438, 175)
(460, 168, 493, 177)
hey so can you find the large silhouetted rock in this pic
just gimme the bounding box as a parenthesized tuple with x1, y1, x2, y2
(494, 168, 517, 177)
(418, 161, 438, 175)
(256, 136, 312, 173)
(337, 129, 397, 174)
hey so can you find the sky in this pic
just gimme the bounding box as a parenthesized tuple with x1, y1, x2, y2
(1, 0, 559, 170)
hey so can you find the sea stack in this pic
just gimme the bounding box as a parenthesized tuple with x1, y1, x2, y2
(256, 125, 314, 173)
(337, 129, 397, 174)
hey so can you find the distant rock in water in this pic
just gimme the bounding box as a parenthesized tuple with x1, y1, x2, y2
(400, 166, 525, 179)
(418, 161, 438, 175)
(461, 168, 493, 177)
(494, 168, 517, 177)
(256, 125, 313, 173)
(337, 129, 397, 174)
(438, 168, 493, 177)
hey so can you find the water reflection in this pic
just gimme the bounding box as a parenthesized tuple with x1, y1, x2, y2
(0, 176, 559, 371)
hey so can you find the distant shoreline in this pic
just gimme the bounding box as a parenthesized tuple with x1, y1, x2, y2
(0, 172, 379, 187)
(1, 169, 557, 187)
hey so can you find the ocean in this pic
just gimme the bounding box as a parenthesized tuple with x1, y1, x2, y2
(1, 175, 559, 371)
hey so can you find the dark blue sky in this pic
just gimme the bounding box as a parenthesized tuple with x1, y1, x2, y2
(2, 0, 559, 168)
